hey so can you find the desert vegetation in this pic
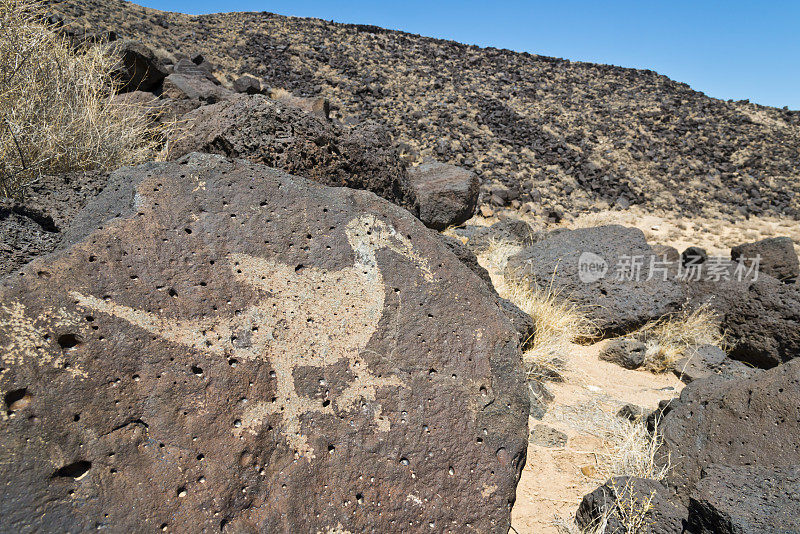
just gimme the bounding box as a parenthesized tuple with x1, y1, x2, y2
(0, 0, 156, 197)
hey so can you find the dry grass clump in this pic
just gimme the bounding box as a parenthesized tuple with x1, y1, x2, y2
(507, 280, 595, 379)
(597, 417, 668, 482)
(555, 399, 668, 483)
(480, 238, 596, 379)
(553, 404, 668, 534)
(554, 477, 658, 534)
(0, 0, 157, 197)
(635, 304, 725, 373)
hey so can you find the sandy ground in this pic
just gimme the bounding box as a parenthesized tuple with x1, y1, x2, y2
(465, 206, 796, 532)
(509, 342, 683, 533)
(563, 208, 800, 259)
(474, 206, 800, 259)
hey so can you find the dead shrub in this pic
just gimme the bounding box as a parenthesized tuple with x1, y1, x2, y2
(0, 0, 158, 197)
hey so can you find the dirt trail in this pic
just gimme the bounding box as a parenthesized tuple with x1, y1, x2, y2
(510, 343, 683, 533)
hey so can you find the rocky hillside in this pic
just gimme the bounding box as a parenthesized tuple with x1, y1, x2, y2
(47, 0, 800, 220)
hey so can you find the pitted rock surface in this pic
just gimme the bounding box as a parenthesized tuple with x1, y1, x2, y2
(660, 359, 800, 505)
(165, 95, 417, 211)
(0, 154, 527, 533)
(685, 261, 800, 368)
(687, 464, 800, 534)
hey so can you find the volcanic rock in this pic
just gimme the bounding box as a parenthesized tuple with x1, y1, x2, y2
(451, 218, 538, 255)
(576, 477, 686, 534)
(46, 0, 800, 220)
(232, 74, 264, 95)
(0, 171, 108, 279)
(407, 162, 479, 230)
(0, 153, 528, 533)
(686, 262, 800, 368)
(672, 344, 756, 384)
(161, 73, 234, 105)
(600, 338, 647, 370)
(165, 95, 416, 210)
(660, 360, 800, 505)
(107, 39, 168, 93)
(687, 464, 800, 534)
(681, 246, 708, 267)
(731, 236, 799, 283)
(505, 225, 685, 336)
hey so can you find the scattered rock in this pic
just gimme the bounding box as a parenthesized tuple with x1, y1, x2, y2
(616, 403, 645, 421)
(599, 338, 647, 370)
(491, 218, 539, 247)
(272, 93, 331, 119)
(660, 360, 799, 505)
(451, 218, 538, 255)
(45, 1, 800, 222)
(232, 74, 263, 95)
(107, 39, 168, 93)
(722, 276, 800, 368)
(651, 244, 681, 264)
(161, 73, 234, 105)
(528, 424, 566, 448)
(684, 260, 800, 367)
(505, 225, 685, 337)
(681, 246, 708, 266)
(172, 57, 220, 84)
(731, 236, 799, 283)
(527, 380, 554, 420)
(165, 95, 416, 210)
(0, 153, 528, 533)
(407, 162, 479, 230)
(672, 344, 757, 384)
(576, 477, 686, 534)
(687, 464, 800, 534)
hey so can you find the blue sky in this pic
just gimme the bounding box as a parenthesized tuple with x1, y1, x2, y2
(137, 0, 800, 110)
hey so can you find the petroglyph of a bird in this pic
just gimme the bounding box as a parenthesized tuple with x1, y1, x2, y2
(70, 214, 434, 458)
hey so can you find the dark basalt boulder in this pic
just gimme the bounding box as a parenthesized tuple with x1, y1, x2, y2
(498, 297, 535, 351)
(685, 262, 800, 368)
(165, 95, 417, 211)
(687, 464, 800, 534)
(576, 477, 686, 534)
(407, 162, 479, 230)
(232, 74, 264, 95)
(731, 236, 799, 283)
(0, 154, 528, 533)
(505, 225, 685, 337)
(672, 344, 757, 384)
(107, 39, 168, 93)
(437, 235, 534, 350)
(0, 171, 108, 279)
(660, 360, 800, 505)
(681, 246, 708, 267)
(172, 57, 221, 84)
(600, 338, 647, 370)
(438, 234, 495, 290)
(161, 73, 235, 106)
